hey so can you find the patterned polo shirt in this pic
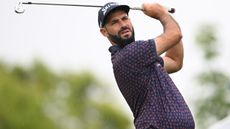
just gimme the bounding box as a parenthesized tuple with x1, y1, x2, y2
(109, 39, 195, 129)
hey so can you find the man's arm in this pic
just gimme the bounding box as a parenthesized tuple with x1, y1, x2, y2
(163, 40, 184, 73)
(142, 3, 183, 73)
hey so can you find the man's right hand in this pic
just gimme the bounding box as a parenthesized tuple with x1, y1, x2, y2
(142, 3, 169, 20)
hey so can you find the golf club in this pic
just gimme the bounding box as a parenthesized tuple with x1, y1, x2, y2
(15, 2, 175, 14)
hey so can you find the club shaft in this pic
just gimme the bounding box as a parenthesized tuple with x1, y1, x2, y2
(22, 2, 103, 8)
(21, 2, 175, 13)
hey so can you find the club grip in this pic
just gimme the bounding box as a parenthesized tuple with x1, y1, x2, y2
(130, 6, 175, 13)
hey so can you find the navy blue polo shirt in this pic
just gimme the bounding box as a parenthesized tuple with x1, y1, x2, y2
(109, 39, 195, 129)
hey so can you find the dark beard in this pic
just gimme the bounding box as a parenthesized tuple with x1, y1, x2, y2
(108, 27, 135, 48)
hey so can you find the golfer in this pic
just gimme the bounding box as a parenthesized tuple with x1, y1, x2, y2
(98, 2, 195, 129)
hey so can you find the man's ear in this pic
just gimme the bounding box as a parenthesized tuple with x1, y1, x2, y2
(100, 28, 109, 37)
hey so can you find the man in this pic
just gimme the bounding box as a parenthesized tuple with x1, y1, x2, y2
(98, 2, 195, 129)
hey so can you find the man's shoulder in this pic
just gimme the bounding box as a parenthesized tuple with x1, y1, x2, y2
(124, 39, 155, 51)
(129, 39, 155, 46)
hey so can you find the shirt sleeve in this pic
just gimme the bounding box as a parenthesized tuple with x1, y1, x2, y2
(147, 39, 164, 66)
(121, 39, 164, 71)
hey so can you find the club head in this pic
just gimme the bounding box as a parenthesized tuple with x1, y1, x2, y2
(15, 2, 25, 14)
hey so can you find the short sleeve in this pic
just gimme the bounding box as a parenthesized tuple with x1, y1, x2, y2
(147, 39, 164, 66)
(113, 39, 163, 72)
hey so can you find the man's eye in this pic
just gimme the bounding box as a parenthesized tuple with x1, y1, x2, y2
(122, 16, 129, 20)
(111, 20, 117, 25)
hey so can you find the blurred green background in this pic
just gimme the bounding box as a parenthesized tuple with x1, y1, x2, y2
(0, 61, 131, 129)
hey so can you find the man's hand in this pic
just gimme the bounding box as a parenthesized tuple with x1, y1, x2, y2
(142, 3, 168, 20)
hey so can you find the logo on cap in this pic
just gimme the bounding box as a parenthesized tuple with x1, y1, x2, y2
(98, 2, 130, 28)
(101, 2, 118, 16)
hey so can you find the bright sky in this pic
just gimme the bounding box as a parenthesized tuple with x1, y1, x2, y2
(1, 0, 230, 126)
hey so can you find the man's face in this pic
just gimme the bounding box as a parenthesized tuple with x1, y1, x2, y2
(100, 10, 135, 47)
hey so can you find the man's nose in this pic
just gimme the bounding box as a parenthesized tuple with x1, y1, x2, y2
(119, 20, 127, 28)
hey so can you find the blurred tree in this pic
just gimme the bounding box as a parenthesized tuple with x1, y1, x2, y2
(194, 24, 230, 129)
(0, 60, 131, 129)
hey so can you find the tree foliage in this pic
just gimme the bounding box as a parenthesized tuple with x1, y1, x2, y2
(194, 24, 230, 129)
(0, 60, 131, 129)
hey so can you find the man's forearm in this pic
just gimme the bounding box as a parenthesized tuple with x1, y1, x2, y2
(155, 14, 182, 55)
(142, 3, 182, 55)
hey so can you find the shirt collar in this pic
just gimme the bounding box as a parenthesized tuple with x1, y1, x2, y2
(108, 45, 121, 54)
